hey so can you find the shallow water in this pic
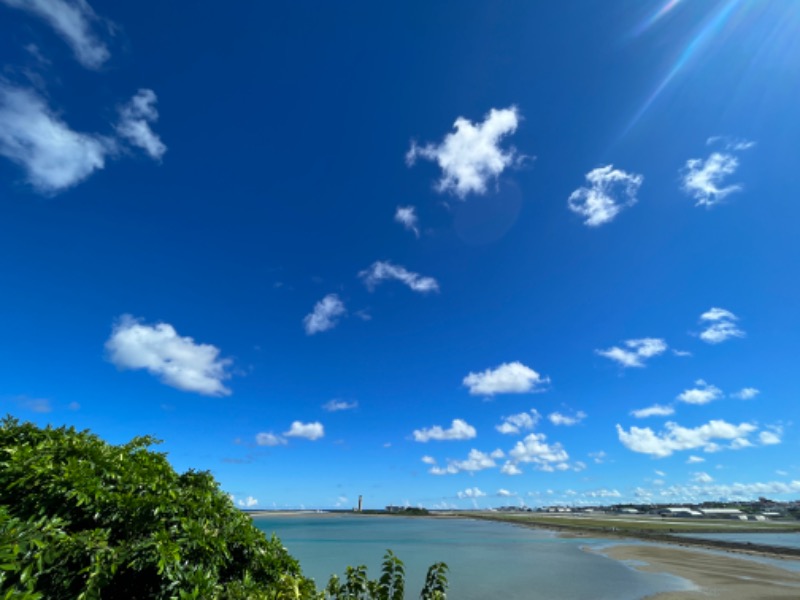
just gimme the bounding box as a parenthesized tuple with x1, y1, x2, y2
(253, 514, 690, 599)
(672, 531, 800, 550)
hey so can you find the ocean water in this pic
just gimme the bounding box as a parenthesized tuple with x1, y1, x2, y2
(253, 514, 690, 599)
(673, 531, 800, 549)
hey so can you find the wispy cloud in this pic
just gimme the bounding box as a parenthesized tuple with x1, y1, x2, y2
(394, 206, 419, 237)
(115, 89, 167, 160)
(463, 361, 549, 396)
(1, 0, 111, 69)
(105, 314, 233, 396)
(359, 261, 439, 293)
(699, 307, 745, 344)
(596, 338, 667, 368)
(682, 138, 753, 207)
(16, 395, 52, 413)
(407, 106, 522, 198)
(456, 487, 486, 499)
(322, 399, 358, 412)
(693, 472, 713, 483)
(677, 380, 722, 405)
(568, 165, 643, 226)
(0, 84, 164, 194)
(548, 411, 586, 426)
(413, 419, 476, 442)
(303, 293, 346, 335)
(496, 410, 540, 435)
(255, 432, 287, 447)
(616, 419, 758, 458)
(0, 84, 109, 193)
(631, 404, 675, 419)
(732, 387, 759, 400)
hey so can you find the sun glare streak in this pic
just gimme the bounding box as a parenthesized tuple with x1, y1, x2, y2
(622, 0, 744, 138)
(631, 0, 684, 38)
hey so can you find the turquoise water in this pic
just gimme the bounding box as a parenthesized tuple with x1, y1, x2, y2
(673, 531, 800, 549)
(253, 514, 691, 599)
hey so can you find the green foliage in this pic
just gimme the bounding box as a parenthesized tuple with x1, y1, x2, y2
(0, 417, 449, 599)
(324, 551, 447, 600)
(0, 416, 316, 599)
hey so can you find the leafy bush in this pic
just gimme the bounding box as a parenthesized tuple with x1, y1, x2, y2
(0, 417, 448, 599)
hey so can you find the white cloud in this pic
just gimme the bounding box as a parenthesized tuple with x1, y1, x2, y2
(616, 419, 758, 458)
(0, 84, 109, 193)
(631, 404, 675, 419)
(284, 421, 324, 441)
(759, 429, 782, 446)
(421, 455, 436, 465)
(596, 338, 667, 368)
(548, 411, 586, 426)
(496, 410, 540, 435)
(692, 472, 714, 483)
(394, 206, 419, 237)
(359, 261, 439, 293)
(589, 451, 607, 464)
(406, 106, 522, 198)
(322, 399, 358, 412)
(500, 462, 523, 475)
(255, 432, 287, 446)
(687, 455, 705, 464)
(429, 449, 500, 475)
(303, 293, 346, 335)
(413, 419, 476, 442)
(456, 487, 486, 499)
(699, 307, 745, 344)
(1, 0, 110, 69)
(672, 349, 692, 357)
(584, 488, 622, 499)
(682, 152, 742, 207)
(496, 489, 514, 497)
(115, 89, 167, 160)
(237, 495, 258, 508)
(508, 433, 569, 471)
(463, 361, 549, 396)
(106, 314, 232, 396)
(568, 165, 643, 226)
(732, 387, 759, 400)
(677, 380, 723, 405)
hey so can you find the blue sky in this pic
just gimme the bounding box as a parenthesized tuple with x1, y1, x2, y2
(1, 0, 799, 510)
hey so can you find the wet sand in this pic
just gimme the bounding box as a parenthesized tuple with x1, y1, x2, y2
(600, 544, 800, 599)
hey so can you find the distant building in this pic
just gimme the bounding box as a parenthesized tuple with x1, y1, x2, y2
(698, 508, 745, 519)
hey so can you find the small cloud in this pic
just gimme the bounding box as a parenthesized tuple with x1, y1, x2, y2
(17, 396, 52, 413)
(672, 349, 692, 357)
(421, 455, 436, 465)
(496, 410, 540, 435)
(105, 314, 233, 396)
(68, 401, 80, 411)
(687, 455, 706, 464)
(496, 489, 514, 497)
(406, 106, 522, 198)
(359, 261, 439, 293)
(596, 338, 667, 368)
(463, 361, 549, 396)
(284, 421, 325, 441)
(2, 0, 111, 69)
(413, 419, 477, 442)
(631, 404, 675, 419)
(394, 206, 420, 237)
(456, 487, 486, 499)
(237, 495, 258, 508)
(568, 165, 643, 226)
(322, 399, 358, 412)
(732, 387, 759, 400)
(115, 89, 167, 160)
(693, 472, 714, 483)
(589, 451, 607, 464)
(616, 419, 757, 458)
(500, 462, 523, 475)
(255, 432, 287, 446)
(429, 449, 500, 475)
(682, 139, 752, 207)
(303, 293, 346, 335)
(699, 307, 745, 344)
(548, 411, 586, 426)
(508, 432, 569, 471)
(677, 380, 722, 405)
(759, 428, 782, 446)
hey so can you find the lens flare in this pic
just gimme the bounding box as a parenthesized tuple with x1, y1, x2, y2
(631, 0, 684, 38)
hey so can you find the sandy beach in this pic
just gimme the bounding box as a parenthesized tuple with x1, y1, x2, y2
(598, 544, 800, 599)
